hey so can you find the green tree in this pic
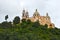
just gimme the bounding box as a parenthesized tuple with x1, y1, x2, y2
(5, 15, 8, 21)
(32, 20, 40, 28)
(26, 19, 31, 24)
(21, 19, 26, 23)
(43, 24, 48, 29)
(13, 16, 20, 24)
(1, 21, 12, 28)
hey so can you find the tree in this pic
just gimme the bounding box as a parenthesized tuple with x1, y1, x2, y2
(21, 19, 26, 23)
(26, 19, 31, 24)
(13, 16, 20, 24)
(32, 20, 40, 28)
(44, 24, 48, 28)
(5, 15, 8, 21)
(1, 21, 12, 28)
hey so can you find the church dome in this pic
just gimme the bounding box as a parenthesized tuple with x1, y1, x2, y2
(33, 9, 40, 17)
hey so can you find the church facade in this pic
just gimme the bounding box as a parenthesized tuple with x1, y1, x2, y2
(22, 9, 55, 28)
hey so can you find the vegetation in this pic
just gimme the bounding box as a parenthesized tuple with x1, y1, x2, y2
(13, 16, 20, 24)
(0, 16, 60, 40)
(5, 15, 8, 21)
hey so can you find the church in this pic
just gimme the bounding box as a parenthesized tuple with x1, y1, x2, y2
(22, 9, 55, 28)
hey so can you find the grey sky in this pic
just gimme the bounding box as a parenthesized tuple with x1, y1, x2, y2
(0, 0, 60, 28)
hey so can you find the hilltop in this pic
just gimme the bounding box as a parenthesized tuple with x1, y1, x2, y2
(0, 16, 60, 40)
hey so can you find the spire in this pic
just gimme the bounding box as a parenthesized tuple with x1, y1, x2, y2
(23, 9, 25, 12)
(46, 12, 48, 16)
(36, 9, 37, 12)
(25, 10, 29, 18)
(22, 9, 29, 19)
(22, 9, 25, 18)
(46, 12, 50, 19)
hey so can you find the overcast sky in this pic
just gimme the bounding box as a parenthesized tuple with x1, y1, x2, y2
(0, 0, 60, 28)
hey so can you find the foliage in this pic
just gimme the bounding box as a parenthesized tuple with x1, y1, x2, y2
(0, 17, 60, 40)
(13, 16, 20, 24)
(5, 15, 8, 21)
(0, 21, 12, 28)
(32, 20, 40, 28)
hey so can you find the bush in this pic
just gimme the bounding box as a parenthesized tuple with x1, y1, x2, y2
(13, 16, 20, 24)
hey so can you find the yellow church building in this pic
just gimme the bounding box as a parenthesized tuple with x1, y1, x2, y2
(22, 9, 55, 28)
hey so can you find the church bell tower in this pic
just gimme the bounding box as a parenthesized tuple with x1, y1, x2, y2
(22, 9, 25, 19)
(25, 11, 29, 18)
(22, 9, 29, 19)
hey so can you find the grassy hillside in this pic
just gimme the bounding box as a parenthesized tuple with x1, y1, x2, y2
(0, 19, 60, 40)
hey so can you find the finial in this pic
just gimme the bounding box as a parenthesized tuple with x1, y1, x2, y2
(46, 12, 48, 16)
(36, 9, 37, 11)
(23, 9, 25, 12)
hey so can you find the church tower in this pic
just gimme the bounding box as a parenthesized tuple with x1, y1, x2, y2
(25, 10, 29, 18)
(22, 9, 26, 19)
(46, 12, 51, 23)
(46, 12, 55, 28)
(46, 13, 50, 18)
(46, 13, 51, 20)
(22, 9, 29, 19)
